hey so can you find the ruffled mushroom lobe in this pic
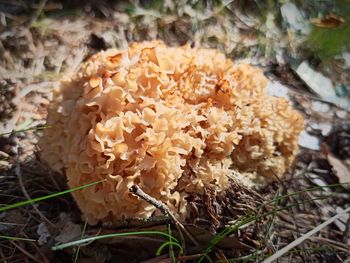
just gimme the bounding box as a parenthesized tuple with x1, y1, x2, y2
(39, 41, 304, 226)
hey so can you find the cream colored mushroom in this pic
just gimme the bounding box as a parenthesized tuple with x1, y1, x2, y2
(39, 41, 304, 224)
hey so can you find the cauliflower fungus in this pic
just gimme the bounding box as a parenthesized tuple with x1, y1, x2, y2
(39, 41, 304, 224)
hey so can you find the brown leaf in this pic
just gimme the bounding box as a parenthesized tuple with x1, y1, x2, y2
(327, 154, 350, 189)
(311, 14, 345, 28)
(185, 225, 250, 250)
(55, 221, 81, 243)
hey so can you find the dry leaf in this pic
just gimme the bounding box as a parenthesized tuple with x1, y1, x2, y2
(37, 222, 51, 245)
(185, 225, 249, 250)
(311, 14, 345, 28)
(55, 221, 82, 243)
(327, 154, 350, 189)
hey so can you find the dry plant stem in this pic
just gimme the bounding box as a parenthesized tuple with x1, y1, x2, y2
(102, 216, 171, 228)
(35, 153, 61, 191)
(289, 198, 308, 261)
(216, 250, 229, 263)
(9, 241, 41, 263)
(309, 237, 350, 253)
(129, 185, 199, 247)
(278, 174, 308, 258)
(21, 232, 49, 263)
(15, 146, 54, 228)
(0, 248, 6, 263)
(262, 206, 350, 263)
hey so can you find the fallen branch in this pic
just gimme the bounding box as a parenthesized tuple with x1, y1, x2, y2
(129, 185, 199, 247)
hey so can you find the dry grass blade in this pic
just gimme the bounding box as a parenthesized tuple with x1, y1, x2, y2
(9, 241, 41, 263)
(262, 206, 350, 263)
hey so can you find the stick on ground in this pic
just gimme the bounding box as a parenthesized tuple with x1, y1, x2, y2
(129, 184, 199, 247)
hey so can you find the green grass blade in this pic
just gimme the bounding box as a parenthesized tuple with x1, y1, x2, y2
(156, 241, 182, 256)
(0, 235, 36, 242)
(0, 179, 106, 212)
(156, 224, 182, 260)
(168, 224, 175, 262)
(52, 231, 180, 250)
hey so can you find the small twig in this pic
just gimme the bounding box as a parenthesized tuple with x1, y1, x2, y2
(21, 232, 49, 263)
(102, 215, 171, 228)
(0, 247, 6, 263)
(309, 236, 350, 253)
(10, 241, 41, 263)
(129, 185, 199, 247)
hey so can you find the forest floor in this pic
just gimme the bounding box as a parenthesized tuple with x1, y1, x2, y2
(0, 1, 350, 262)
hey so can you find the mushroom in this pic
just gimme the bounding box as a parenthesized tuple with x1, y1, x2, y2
(39, 41, 304, 224)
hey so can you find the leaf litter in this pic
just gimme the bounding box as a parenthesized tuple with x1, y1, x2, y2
(0, 0, 350, 262)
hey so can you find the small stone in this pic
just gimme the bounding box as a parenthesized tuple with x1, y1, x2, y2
(299, 130, 320, 150)
(336, 110, 347, 119)
(311, 101, 330, 113)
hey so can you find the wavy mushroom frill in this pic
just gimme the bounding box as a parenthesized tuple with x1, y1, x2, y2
(39, 41, 304, 224)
